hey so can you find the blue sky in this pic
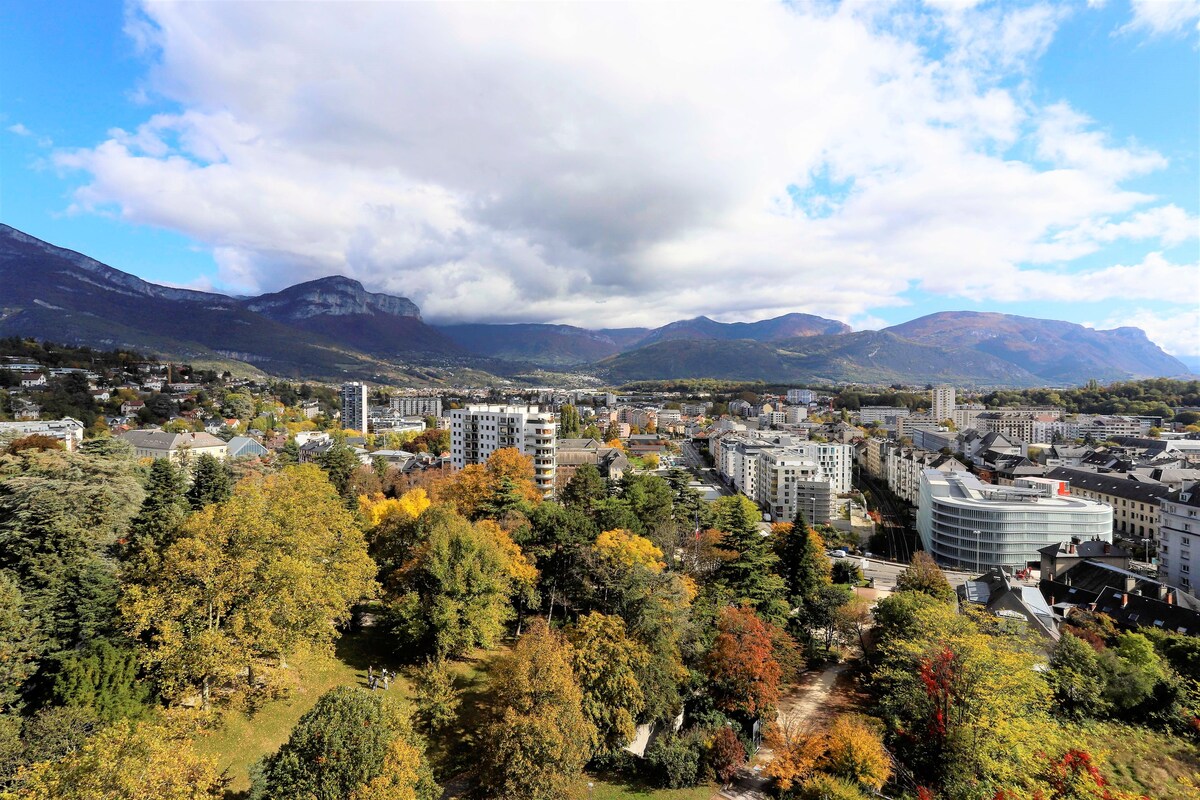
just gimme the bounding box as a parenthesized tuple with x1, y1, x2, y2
(1, 1, 1197, 359)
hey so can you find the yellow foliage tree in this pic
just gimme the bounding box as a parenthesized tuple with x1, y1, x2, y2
(594, 528, 664, 573)
(358, 488, 431, 528)
(16, 719, 225, 800)
(605, 438, 624, 451)
(476, 518, 539, 595)
(822, 714, 893, 792)
(763, 718, 827, 792)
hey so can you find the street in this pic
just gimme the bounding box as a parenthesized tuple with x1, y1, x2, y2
(679, 440, 734, 500)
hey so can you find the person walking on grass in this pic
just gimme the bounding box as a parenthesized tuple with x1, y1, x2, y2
(381, 668, 390, 690)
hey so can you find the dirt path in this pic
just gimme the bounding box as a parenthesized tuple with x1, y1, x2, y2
(711, 663, 851, 800)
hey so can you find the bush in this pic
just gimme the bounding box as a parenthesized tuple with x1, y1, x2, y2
(830, 561, 863, 585)
(644, 730, 708, 788)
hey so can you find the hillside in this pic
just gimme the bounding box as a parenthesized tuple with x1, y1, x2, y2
(0, 225, 1188, 387)
(886, 312, 1189, 383)
(636, 313, 850, 346)
(598, 331, 1044, 386)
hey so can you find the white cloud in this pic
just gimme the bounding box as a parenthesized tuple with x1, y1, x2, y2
(8, 123, 32, 137)
(51, 2, 1191, 329)
(1103, 306, 1200, 357)
(1121, 0, 1200, 39)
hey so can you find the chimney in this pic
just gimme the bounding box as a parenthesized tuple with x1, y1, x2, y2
(1068, 543, 1076, 554)
(1103, 543, 1110, 554)
(1121, 593, 1129, 608)
(1167, 591, 1175, 606)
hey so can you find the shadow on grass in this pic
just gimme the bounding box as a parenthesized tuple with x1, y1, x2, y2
(425, 648, 506, 785)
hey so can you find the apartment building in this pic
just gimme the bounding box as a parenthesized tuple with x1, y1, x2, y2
(1046, 467, 1176, 543)
(450, 405, 556, 497)
(932, 386, 955, 423)
(918, 471, 1112, 571)
(388, 396, 443, 418)
(1159, 487, 1200, 593)
(787, 389, 815, 405)
(858, 406, 910, 424)
(755, 449, 835, 524)
(340, 382, 369, 434)
(120, 430, 229, 463)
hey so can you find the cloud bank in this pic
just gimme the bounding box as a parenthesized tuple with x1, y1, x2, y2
(54, 1, 1197, 346)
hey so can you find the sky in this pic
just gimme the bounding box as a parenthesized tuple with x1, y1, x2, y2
(1, 0, 1198, 360)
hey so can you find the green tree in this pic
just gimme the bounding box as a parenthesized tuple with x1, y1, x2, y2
(186, 453, 232, 510)
(775, 523, 831, 609)
(567, 612, 649, 753)
(713, 495, 788, 622)
(559, 464, 607, 514)
(893, 551, 955, 602)
(0, 446, 143, 657)
(560, 404, 581, 438)
(388, 507, 514, 658)
(478, 619, 595, 800)
(124, 458, 190, 572)
(44, 638, 149, 722)
(121, 465, 378, 709)
(278, 438, 300, 466)
(1047, 632, 1109, 719)
(412, 658, 461, 736)
(0, 572, 38, 713)
(256, 686, 438, 800)
(318, 440, 360, 499)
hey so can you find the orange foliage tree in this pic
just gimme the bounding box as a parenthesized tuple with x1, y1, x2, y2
(705, 605, 783, 718)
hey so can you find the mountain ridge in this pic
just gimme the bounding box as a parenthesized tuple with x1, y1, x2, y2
(0, 224, 1189, 386)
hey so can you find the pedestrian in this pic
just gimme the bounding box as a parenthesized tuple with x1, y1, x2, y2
(368, 665, 374, 683)
(382, 668, 390, 690)
(369, 673, 378, 690)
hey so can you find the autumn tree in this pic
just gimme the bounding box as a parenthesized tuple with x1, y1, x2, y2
(763, 718, 826, 793)
(873, 602, 1053, 796)
(478, 619, 595, 800)
(893, 551, 954, 602)
(255, 686, 438, 800)
(16, 718, 225, 800)
(709, 726, 747, 784)
(822, 715, 892, 792)
(121, 465, 378, 708)
(567, 612, 649, 753)
(713, 495, 789, 623)
(705, 605, 784, 719)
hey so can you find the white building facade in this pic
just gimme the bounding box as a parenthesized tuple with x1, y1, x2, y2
(450, 405, 556, 497)
(1158, 488, 1200, 594)
(932, 386, 955, 423)
(918, 471, 1112, 571)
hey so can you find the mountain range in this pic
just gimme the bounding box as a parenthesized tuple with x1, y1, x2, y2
(0, 224, 1189, 387)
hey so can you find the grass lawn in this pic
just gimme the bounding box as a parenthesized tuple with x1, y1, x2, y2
(586, 775, 718, 800)
(194, 631, 407, 796)
(1075, 721, 1200, 800)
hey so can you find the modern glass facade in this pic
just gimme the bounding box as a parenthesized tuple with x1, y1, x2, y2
(918, 471, 1112, 571)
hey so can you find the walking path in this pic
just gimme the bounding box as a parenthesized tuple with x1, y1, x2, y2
(712, 663, 850, 800)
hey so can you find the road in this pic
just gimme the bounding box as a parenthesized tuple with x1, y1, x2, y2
(680, 440, 734, 500)
(846, 552, 975, 591)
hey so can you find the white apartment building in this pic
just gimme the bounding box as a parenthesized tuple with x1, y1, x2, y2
(0, 418, 86, 451)
(758, 411, 788, 429)
(932, 386, 955, 423)
(804, 442, 855, 494)
(755, 449, 835, 524)
(340, 382, 369, 434)
(952, 403, 985, 430)
(785, 405, 808, 424)
(450, 405, 556, 497)
(1158, 487, 1200, 593)
(787, 389, 815, 405)
(918, 471, 1112, 571)
(858, 406, 910, 424)
(388, 396, 443, 418)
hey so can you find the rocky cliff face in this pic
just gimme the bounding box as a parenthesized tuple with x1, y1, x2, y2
(245, 276, 422, 320)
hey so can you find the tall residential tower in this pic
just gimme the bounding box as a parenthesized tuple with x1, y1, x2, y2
(340, 382, 369, 433)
